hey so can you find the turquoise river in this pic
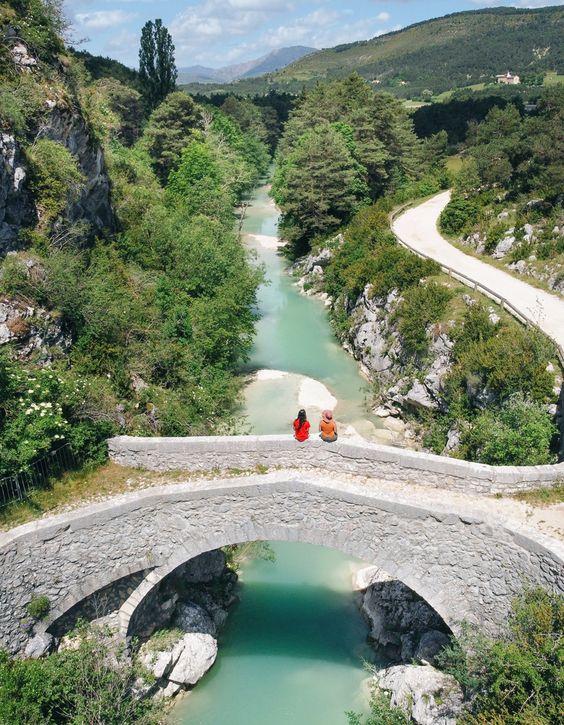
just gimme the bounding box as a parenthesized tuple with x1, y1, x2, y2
(174, 182, 387, 724)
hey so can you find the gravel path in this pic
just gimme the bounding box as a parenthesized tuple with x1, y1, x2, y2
(392, 191, 564, 355)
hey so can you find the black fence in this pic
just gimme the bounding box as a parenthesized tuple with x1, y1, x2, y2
(0, 445, 77, 509)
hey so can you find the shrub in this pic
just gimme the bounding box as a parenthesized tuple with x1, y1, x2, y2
(26, 595, 50, 620)
(396, 282, 453, 358)
(459, 393, 557, 465)
(0, 623, 162, 724)
(27, 140, 85, 225)
(347, 686, 410, 725)
(440, 196, 480, 236)
(437, 588, 564, 724)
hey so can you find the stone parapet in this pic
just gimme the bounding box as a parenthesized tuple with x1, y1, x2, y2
(108, 435, 564, 495)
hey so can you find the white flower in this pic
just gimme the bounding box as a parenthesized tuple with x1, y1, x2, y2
(25, 409, 32, 415)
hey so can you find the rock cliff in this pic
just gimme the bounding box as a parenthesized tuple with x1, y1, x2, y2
(0, 40, 114, 255)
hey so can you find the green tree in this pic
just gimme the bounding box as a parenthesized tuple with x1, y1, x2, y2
(143, 91, 201, 182)
(273, 123, 369, 254)
(138, 19, 177, 109)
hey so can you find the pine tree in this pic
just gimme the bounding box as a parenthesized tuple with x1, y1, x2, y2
(138, 19, 178, 110)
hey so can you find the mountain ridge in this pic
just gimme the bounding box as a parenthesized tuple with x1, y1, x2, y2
(178, 45, 316, 84)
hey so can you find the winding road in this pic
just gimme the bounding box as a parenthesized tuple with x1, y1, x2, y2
(392, 191, 564, 357)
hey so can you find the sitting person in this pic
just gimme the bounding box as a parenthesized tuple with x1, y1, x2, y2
(293, 408, 310, 442)
(319, 410, 338, 442)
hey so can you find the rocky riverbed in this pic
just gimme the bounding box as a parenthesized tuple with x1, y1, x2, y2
(354, 565, 464, 725)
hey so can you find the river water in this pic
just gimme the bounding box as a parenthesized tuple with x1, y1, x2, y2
(174, 183, 385, 724)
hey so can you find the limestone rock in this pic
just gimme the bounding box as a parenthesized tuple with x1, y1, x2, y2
(404, 381, 438, 411)
(180, 550, 227, 584)
(442, 427, 461, 456)
(155, 680, 182, 700)
(0, 134, 36, 252)
(167, 633, 218, 686)
(415, 630, 451, 663)
(139, 646, 175, 680)
(24, 632, 54, 658)
(10, 41, 37, 72)
(359, 567, 449, 662)
(523, 223, 534, 241)
(304, 247, 332, 273)
(374, 664, 464, 725)
(0, 293, 71, 363)
(510, 259, 527, 274)
(174, 602, 216, 637)
(493, 235, 515, 259)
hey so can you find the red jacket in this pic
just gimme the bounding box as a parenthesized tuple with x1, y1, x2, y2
(293, 418, 310, 442)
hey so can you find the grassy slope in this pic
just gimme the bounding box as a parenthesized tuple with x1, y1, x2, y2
(276, 7, 562, 85)
(185, 7, 563, 98)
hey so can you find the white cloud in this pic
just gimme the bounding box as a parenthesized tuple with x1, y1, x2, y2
(228, 0, 293, 9)
(75, 10, 136, 31)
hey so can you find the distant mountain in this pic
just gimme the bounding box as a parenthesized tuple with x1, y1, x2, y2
(182, 6, 563, 98)
(178, 46, 316, 85)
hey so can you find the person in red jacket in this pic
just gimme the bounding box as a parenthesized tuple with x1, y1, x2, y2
(293, 409, 310, 442)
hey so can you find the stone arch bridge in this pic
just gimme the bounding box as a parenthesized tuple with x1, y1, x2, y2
(1, 436, 563, 655)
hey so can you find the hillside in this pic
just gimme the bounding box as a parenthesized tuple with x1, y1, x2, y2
(277, 6, 563, 95)
(185, 6, 563, 98)
(178, 46, 315, 84)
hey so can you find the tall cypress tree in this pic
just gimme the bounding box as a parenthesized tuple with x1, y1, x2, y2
(139, 19, 178, 110)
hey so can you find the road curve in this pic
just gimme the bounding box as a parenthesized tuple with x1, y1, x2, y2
(392, 191, 564, 355)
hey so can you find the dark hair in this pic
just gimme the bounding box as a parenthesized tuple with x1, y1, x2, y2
(296, 409, 307, 430)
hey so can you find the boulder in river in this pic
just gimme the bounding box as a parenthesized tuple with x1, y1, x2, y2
(167, 632, 218, 686)
(373, 664, 464, 725)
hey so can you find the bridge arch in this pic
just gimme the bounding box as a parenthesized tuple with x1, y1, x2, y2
(1, 472, 562, 655)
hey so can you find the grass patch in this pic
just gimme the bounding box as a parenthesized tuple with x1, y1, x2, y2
(0, 461, 272, 530)
(512, 484, 564, 506)
(445, 154, 463, 175)
(145, 627, 184, 653)
(543, 72, 564, 86)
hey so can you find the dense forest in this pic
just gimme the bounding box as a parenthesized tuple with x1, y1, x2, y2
(0, 0, 275, 478)
(271, 75, 440, 256)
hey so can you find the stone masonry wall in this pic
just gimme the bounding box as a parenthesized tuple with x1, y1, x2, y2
(1, 474, 562, 656)
(108, 435, 564, 496)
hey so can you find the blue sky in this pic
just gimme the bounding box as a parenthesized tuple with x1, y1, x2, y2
(63, 0, 564, 69)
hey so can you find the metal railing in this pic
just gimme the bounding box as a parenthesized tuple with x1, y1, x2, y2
(390, 201, 564, 368)
(0, 444, 77, 509)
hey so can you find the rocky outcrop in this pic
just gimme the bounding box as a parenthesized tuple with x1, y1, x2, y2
(138, 602, 219, 691)
(0, 134, 36, 254)
(133, 550, 237, 699)
(0, 105, 114, 254)
(0, 289, 71, 363)
(354, 566, 450, 664)
(373, 664, 464, 725)
(40, 105, 115, 238)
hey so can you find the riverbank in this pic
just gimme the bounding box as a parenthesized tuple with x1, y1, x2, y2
(292, 199, 562, 464)
(240, 182, 406, 446)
